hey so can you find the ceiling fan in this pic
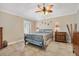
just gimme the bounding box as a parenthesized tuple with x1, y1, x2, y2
(35, 3, 53, 15)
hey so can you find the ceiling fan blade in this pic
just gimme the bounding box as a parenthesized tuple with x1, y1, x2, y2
(46, 5, 53, 10)
(47, 10, 53, 12)
(35, 10, 42, 12)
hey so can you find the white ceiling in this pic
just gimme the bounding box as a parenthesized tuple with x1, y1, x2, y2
(0, 3, 79, 21)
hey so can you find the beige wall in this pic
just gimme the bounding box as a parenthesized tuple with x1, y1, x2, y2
(74, 11, 79, 31)
(0, 11, 24, 44)
(37, 14, 77, 32)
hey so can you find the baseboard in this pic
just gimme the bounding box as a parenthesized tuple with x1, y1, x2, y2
(8, 39, 24, 45)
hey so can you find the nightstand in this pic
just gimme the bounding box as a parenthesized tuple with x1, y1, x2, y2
(55, 32, 67, 43)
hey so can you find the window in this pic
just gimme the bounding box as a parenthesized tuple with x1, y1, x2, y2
(24, 20, 31, 34)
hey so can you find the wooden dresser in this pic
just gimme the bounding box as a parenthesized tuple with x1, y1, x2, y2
(0, 27, 3, 49)
(55, 32, 67, 43)
(73, 32, 79, 56)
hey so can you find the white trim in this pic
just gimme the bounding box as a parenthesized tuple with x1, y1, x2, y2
(8, 40, 24, 45)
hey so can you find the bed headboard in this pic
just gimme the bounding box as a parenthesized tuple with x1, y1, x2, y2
(39, 29, 53, 32)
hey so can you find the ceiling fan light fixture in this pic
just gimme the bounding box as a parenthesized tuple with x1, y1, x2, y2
(35, 3, 53, 15)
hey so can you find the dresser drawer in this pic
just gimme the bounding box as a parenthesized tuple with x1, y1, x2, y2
(55, 32, 67, 43)
(55, 32, 66, 35)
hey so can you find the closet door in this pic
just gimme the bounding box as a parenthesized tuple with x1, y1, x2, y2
(0, 27, 2, 49)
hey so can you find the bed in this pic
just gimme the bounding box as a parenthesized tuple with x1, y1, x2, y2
(24, 29, 53, 48)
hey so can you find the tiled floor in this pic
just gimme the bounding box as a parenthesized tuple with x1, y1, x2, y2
(0, 41, 75, 56)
